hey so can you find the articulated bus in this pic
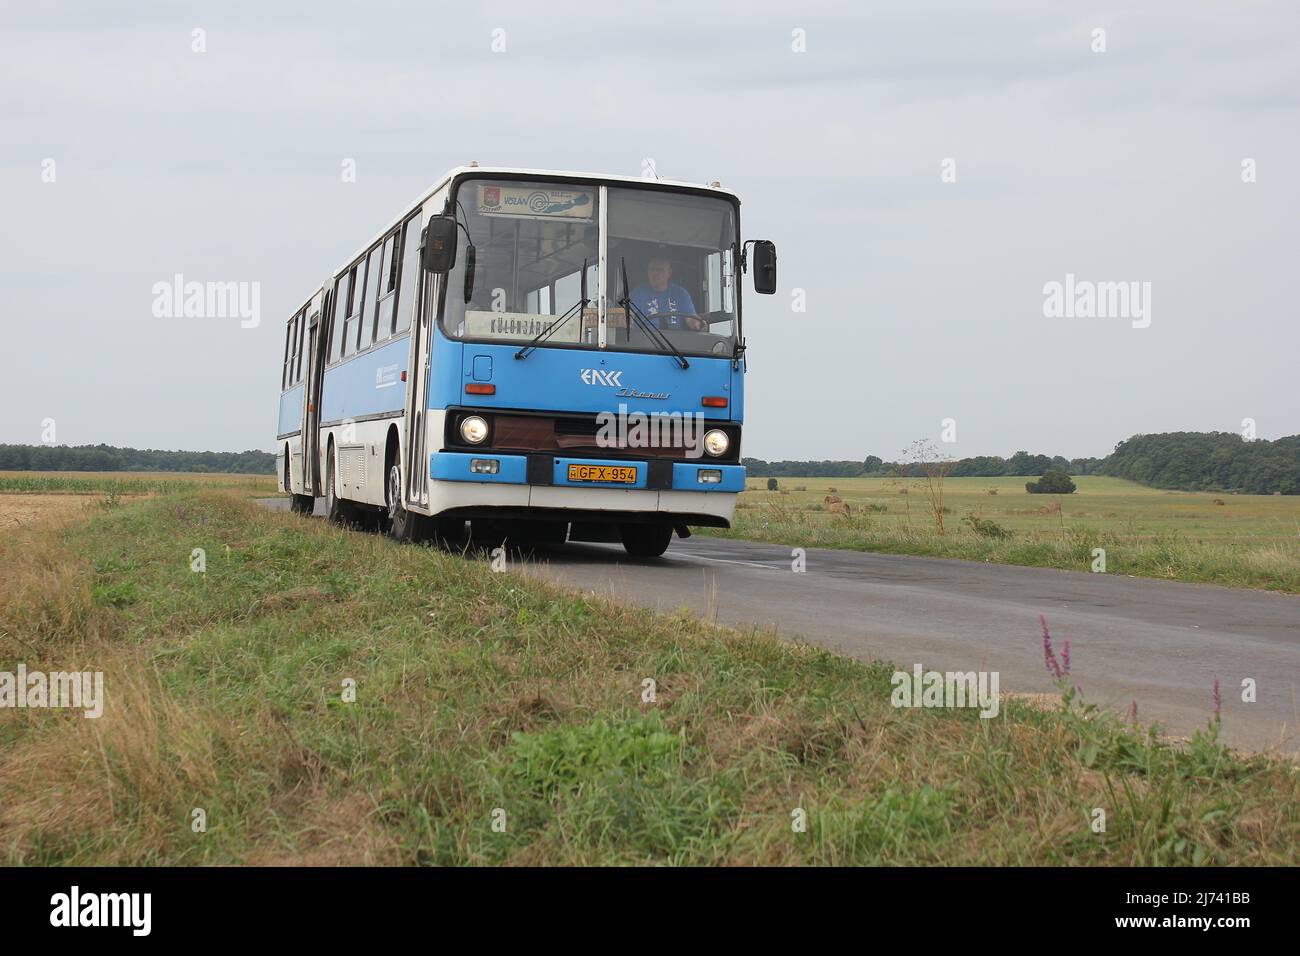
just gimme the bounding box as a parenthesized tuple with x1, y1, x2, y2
(275, 165, 776, 558)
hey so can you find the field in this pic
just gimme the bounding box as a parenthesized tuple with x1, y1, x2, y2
(0, 470, 276, 498)
(704, 475, 1300, 593)
(0, 484, 1296, 865)
(0, 471, 277, 529)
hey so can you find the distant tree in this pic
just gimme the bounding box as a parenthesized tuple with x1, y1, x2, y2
(1007, 451, 1054, 475)
(949, 455, 1008, 477)
(863, 455, 883, 474)
(1102, 432, 1299, 494)
(1026, 469, 1077, 494)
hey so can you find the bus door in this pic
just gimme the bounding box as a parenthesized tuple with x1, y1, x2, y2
(403, 211, 436, 513)
(301, 288, 328, 496)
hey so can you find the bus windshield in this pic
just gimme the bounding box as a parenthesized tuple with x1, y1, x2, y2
(440, 179, 739, 358)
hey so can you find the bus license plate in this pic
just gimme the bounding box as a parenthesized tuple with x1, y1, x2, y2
(567, 464, 637, 485)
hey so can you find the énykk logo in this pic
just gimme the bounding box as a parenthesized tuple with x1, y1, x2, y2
(581, 368, 623, 387)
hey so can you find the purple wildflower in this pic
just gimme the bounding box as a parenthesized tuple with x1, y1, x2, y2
(1062, 639, 1071, 677)
(1128, 699, 1138, 723)
(1040, 614, 1063, 680)
(1212, 676, 1221, 721)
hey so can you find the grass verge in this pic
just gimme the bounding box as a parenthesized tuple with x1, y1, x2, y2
(1, 491, 1295, 864)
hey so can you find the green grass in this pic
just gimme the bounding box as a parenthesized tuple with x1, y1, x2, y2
(703, 475, 1300, 592)
(0, 490, 1296, 865)
(0, 471, 276, 497)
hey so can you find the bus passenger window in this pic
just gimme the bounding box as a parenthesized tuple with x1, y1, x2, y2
(359, 246, 382, 352)
(394, 215, 420, 335)
(344, 260, 366, 357)
(293, 308, 307, 383)
(331, 272, 351, 364)
(281, 317, 294, 388)
(375, 233, 398, 342)
(287, 313, 299, 385)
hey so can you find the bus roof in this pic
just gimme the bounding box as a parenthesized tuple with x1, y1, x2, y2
(325, 166, 742, 298)
(425, 165, 741, 203)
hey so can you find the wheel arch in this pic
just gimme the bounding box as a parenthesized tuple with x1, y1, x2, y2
(384, 424, 401, 473)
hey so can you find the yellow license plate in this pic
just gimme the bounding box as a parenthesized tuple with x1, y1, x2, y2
(567, 464, 637, 484)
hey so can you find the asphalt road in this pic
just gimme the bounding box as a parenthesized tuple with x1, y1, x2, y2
(259, 498, 1299, 753)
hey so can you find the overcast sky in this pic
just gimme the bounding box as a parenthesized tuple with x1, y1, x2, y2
(3, 0, 1297, 461)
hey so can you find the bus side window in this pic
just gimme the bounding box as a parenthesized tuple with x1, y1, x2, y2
(703, 249, 735, 331)
(374, 233, 398, 343)
(293, 308, 307, 383)
(359, 245, 382, 352)
(282, 316, 294, 389)
(705, 253, 720, 314)
(394, 214, 421, 335)
(288, 312, 299, 385)
(344, 259, 366, 357)
(331, 272, 351, 364)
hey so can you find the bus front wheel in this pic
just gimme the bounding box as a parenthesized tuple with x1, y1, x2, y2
(386, 462, 427, 543)
(619, 523, 673, 559)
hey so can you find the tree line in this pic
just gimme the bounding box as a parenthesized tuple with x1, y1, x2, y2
(1102, 432, 1299, 495)
(742, 452, 1105, 480)
(0, 444, 276, 474)
(744, 431, 1299, 495)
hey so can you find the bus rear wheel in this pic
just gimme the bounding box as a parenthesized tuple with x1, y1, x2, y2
(619, 523, 673, 558)
(290, 494, 314, 515)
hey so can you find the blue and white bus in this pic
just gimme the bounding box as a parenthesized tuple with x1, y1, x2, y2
(276, 165, 776, 557)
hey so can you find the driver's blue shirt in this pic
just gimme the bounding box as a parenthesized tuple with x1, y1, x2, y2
(629, 283, 698, 329)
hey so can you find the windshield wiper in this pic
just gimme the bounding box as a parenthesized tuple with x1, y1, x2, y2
(618, 258, 689, 369)
(515, 258, 589, 360)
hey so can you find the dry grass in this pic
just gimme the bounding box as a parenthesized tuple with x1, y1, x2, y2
(0, 493, 129, 528)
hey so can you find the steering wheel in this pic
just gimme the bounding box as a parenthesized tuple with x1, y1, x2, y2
(646, 311, 708, 332)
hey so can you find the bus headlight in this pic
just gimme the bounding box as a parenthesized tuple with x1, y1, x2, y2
(460, 415, 489, 445)
(703, 429, 729, 457)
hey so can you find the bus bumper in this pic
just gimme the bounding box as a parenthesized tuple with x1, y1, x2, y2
(431, 452, 745, 492)
(427, 451, 744, 525)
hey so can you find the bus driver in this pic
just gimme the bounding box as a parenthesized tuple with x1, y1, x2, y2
(629, 255, 707, 331)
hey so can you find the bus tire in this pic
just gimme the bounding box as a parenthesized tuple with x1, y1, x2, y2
(386, 461, 427, 543)
(619, 522, 673, 558)
(325, 448, 354, 526)
(290, 494, 314, 515)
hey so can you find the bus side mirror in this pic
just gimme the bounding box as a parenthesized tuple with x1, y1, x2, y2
(752, 240, 777, 295)
(421, 215, 458, 274)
